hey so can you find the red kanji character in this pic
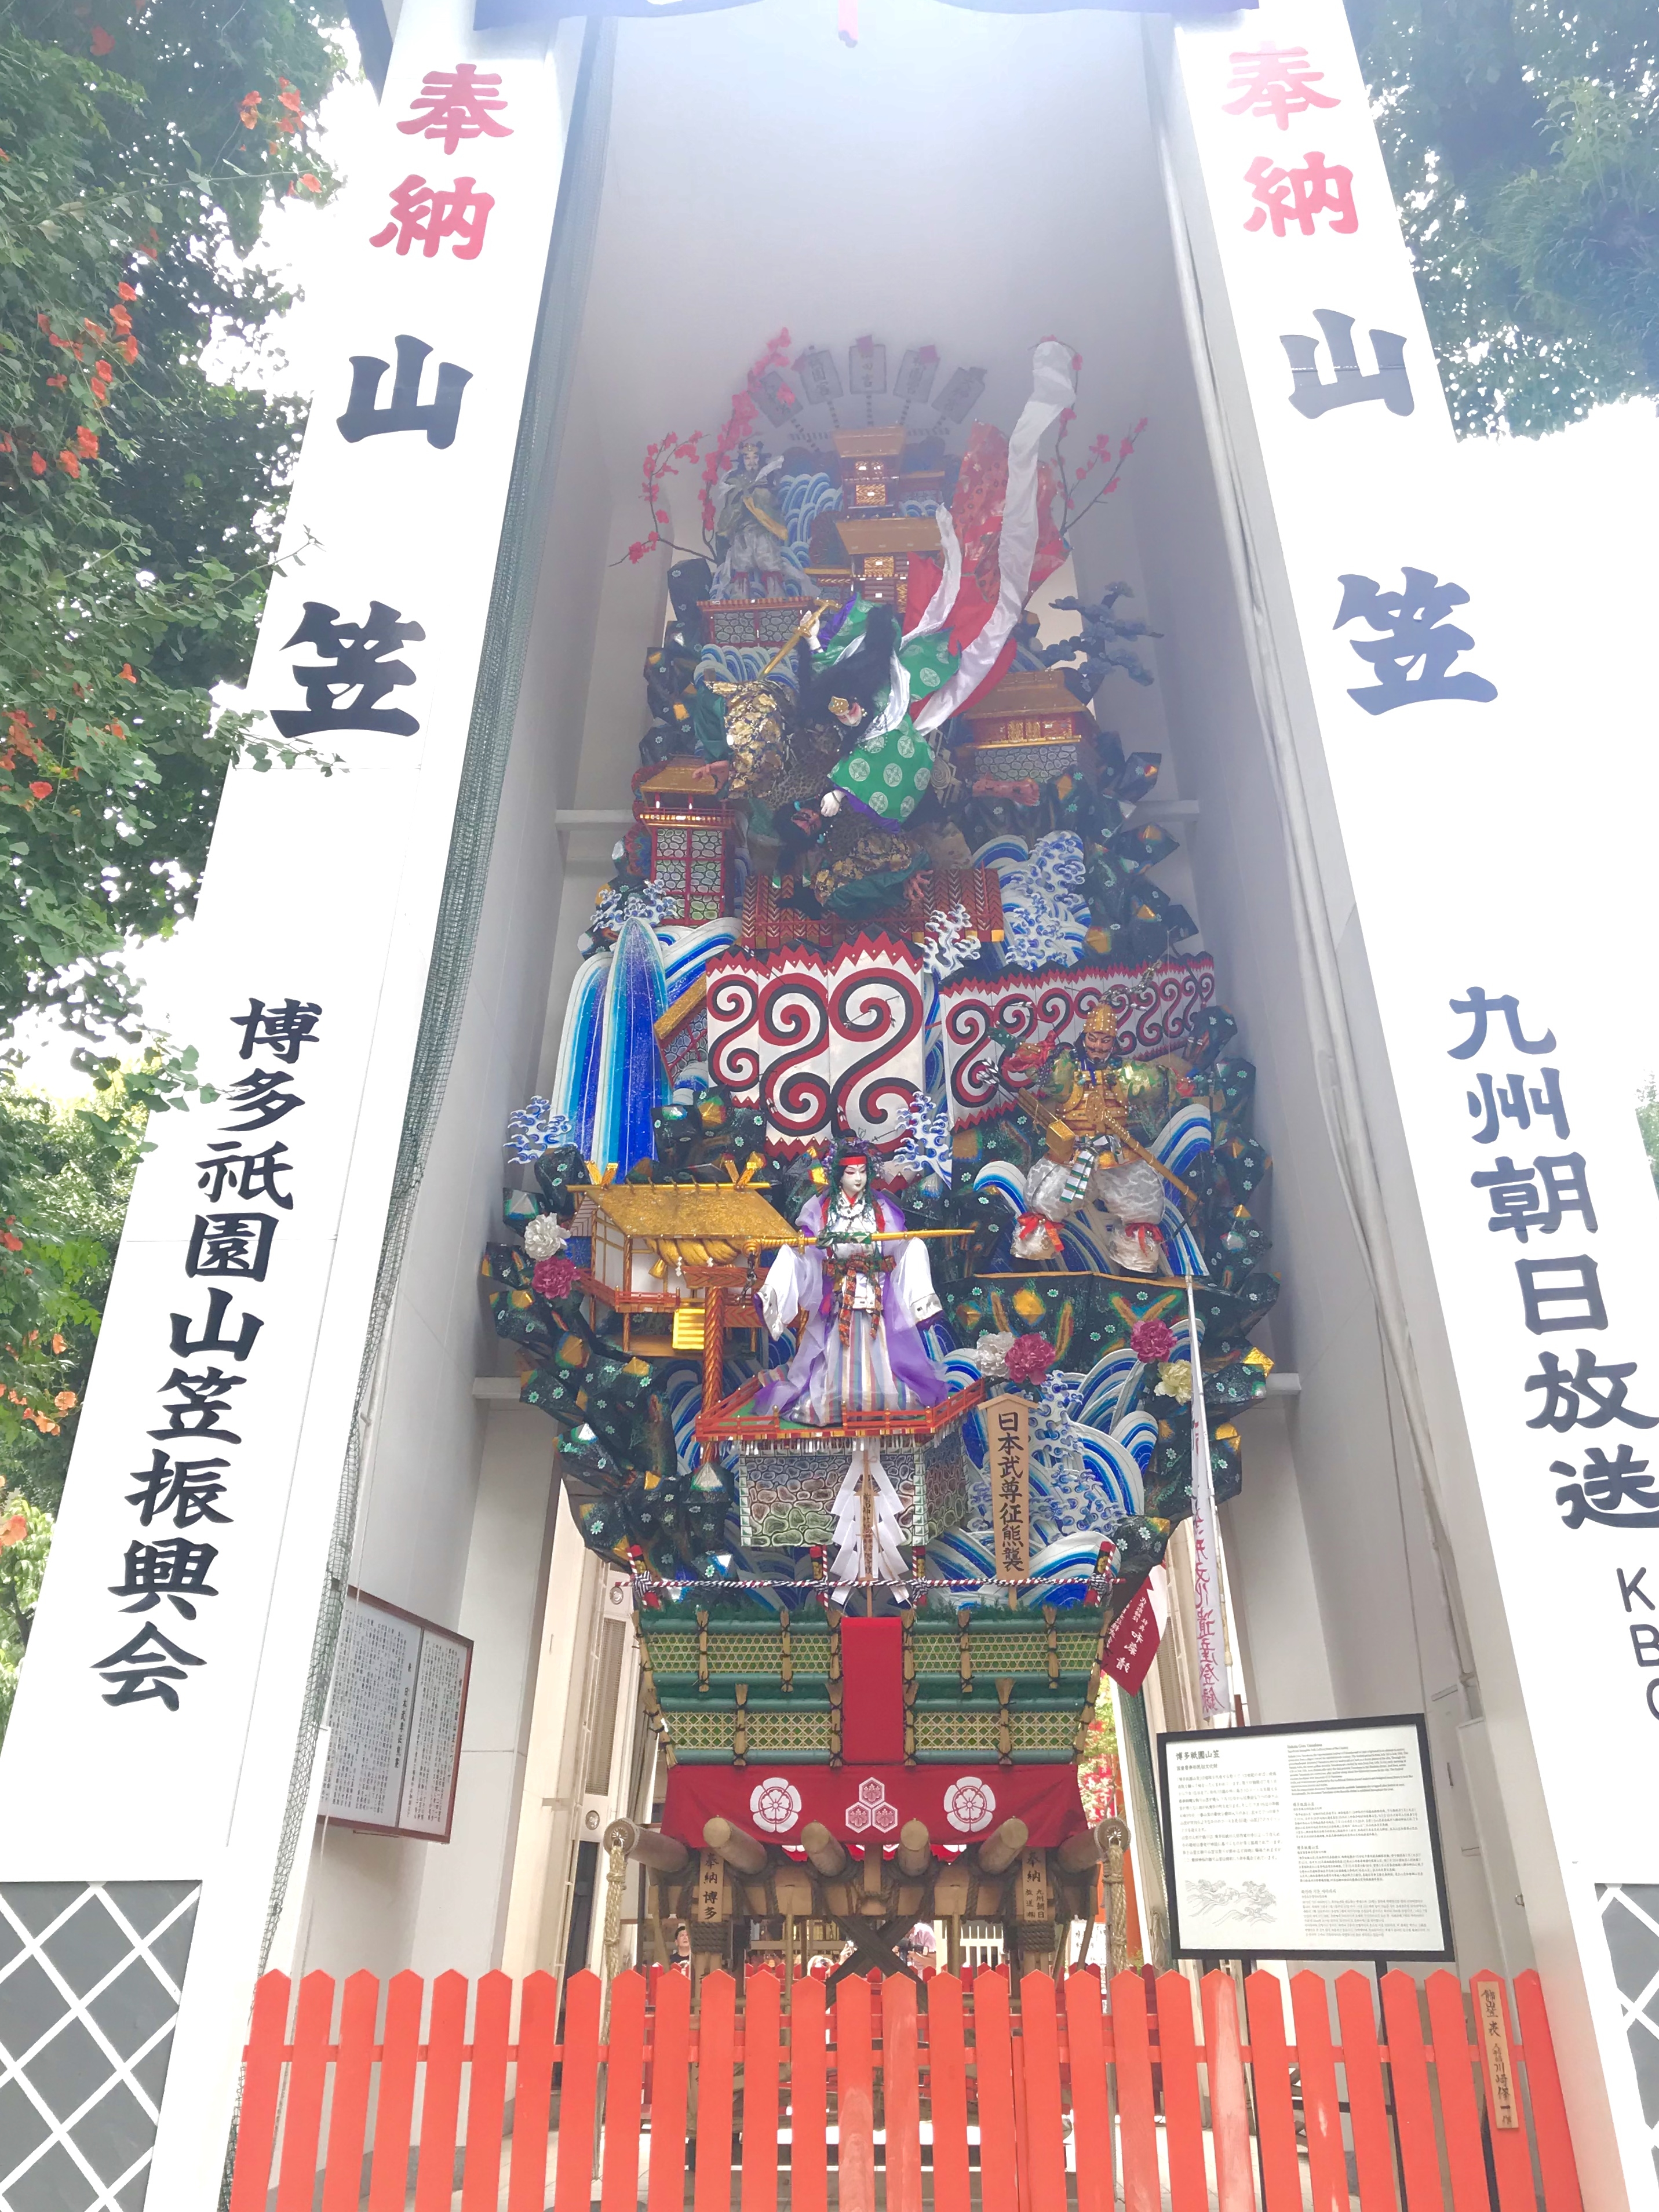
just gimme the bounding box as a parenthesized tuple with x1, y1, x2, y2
(1222, 46, 1340, 130)
(1243, 151, 1358, 237)
(369, 173, 495, 260)
(396, 63, 511, 156)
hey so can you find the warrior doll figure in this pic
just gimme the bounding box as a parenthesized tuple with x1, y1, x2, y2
(754, 1147, 947, 1423)
(711, 437, 815, 599)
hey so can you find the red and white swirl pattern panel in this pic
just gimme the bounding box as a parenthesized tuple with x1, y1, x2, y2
(939, 956, 1216, 1126)
(705, 935, 926, 1157)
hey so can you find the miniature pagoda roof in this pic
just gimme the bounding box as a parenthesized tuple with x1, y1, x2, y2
(958, 668, 1086, 721)
(582, 1182, 796, 1244)
(632, 757, 732, 799)
(832, 426, 907, 464)
(834, 515, 943, 559)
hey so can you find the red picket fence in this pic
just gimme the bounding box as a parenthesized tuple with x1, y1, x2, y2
(228, 1961, 1584, 2211)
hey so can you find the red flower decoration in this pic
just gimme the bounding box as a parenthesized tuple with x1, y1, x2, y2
(90, 25, 114, 55)
(1004, 1332, 1057, 1384)
(1130, 1316, 1176, 1365)
(533, 1254, 577, 1299)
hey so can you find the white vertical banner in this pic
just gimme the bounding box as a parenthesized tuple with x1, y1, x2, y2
(0, 4, 582, 2203)
(1183, 1275, 1229, 1720)
(1172, 3, 1659, 2198)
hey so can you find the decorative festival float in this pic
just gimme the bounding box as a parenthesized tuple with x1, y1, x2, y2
(481, 331, 1279, 1980)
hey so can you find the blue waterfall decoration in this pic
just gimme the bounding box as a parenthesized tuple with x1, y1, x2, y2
(550, 952, 610, 1156)
(592, 911, 669, 1172)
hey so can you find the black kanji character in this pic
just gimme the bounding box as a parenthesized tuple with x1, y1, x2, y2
(1467, 1067, 1569, 1143)
(1471, 1153, 1596, 1242)
(1335, 570, 1498, 714)
(169, 1288, 264, 1362)
(1222, 45, 1340, 129)
(230, 997, 322, 1063)
(1525, 1351, 1658, 1432)
(337, 334, 473, 451)
(93, 1622, 205, 1710)
(148, 1367, 247, 1444)
(110, 1540, 220, 1619)
(185, 1212, 277, 1282)
(221, 1068, 304, 1132)
(196, 1142, 294, 1210)
(1516, 1256, 1607, 1335)
(1282, 311, 1412, 420)
(1447, 989, 1557, 1061)
(396, 63, 511, 156)
(125, 1451, 232, 1528)
(272, 603, 424, 740)
(1554, 1445, 1659, 1530)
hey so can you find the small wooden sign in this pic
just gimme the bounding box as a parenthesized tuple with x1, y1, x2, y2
(986, 1393, 1031, 1581)
(1477, 1979, 1522, 2129)
(695, 1848, 728, 1923)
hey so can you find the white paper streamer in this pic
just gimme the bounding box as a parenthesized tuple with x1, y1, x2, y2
(914, 339, 1075, 733)
(1184, 1276, 1233, 1720)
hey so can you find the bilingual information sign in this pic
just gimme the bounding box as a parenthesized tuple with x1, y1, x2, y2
(1158, 1715, 1453, 1960)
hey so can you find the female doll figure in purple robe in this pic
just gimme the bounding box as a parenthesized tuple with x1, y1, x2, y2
(753, 1149, 948, 1422)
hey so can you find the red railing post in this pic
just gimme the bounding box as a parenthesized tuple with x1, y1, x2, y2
(1064, 1969, 1115, 2212)
(367, 1970, 424, 2212)
(926, 1974, 971, 2212)
(1019, 1974, 1067, 2212)
(835, 1972, 877, 2212)
(1290, 1970, 1350, 2212)
(1243, 1970, 1302, 2212)
(743, 1965, 783, 2212)
(694, 1970, 737, 2212)
(553, 1970, 603, 2212)
(1424, 1969, 1489, 2211)
(415, 1970, 468, 2212)
(601, 1972, 648, 2212)
(1379, 1971, 1443, 2212)
(791, 1970, 829, 2212)
(507, 1971, 559, 2212)
(461, 1969, 513, 2212)
(228, 1970, 291, 2212)
(646, 1963, 691, 2212)
(1201, 1971, 1255, 2212)
(275, 1971, 336, 2212)
(320, 1970, 380, 2212)
(1110, 1968, 1160, 2212)
(971, 1971, 1018, 2212)
(1471, 1971, 1541, 2212)
(883, 1973, 924, 2212)
(1155, 1972, 1207, 2212)
(1335, 1970, 1400, 2209)
(1514, 1968, 1585, 2211)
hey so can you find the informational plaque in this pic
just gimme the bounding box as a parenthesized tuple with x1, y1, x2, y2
(1158, 1715, 1452, 1960)
(318, 1589, 473, 1842)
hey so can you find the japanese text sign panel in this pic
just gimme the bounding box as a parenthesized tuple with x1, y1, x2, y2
(1158, 1716, 1452, 1960)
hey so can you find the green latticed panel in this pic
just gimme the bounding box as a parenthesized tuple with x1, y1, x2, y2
(642, 1619, 833, 1690)
(914, 1706, 1081, 1757)
(910, 1614, 1103, 1679)
(658, 1703, 836, 1762)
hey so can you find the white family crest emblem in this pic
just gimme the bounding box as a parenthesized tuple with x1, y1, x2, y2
(749, 1776, 803, 1834)
(943, 1774, 997, 1834)
(845, 1776, 898, 1834)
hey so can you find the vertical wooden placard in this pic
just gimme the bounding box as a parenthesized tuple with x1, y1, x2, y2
(986, 1394, 1030, 1583)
